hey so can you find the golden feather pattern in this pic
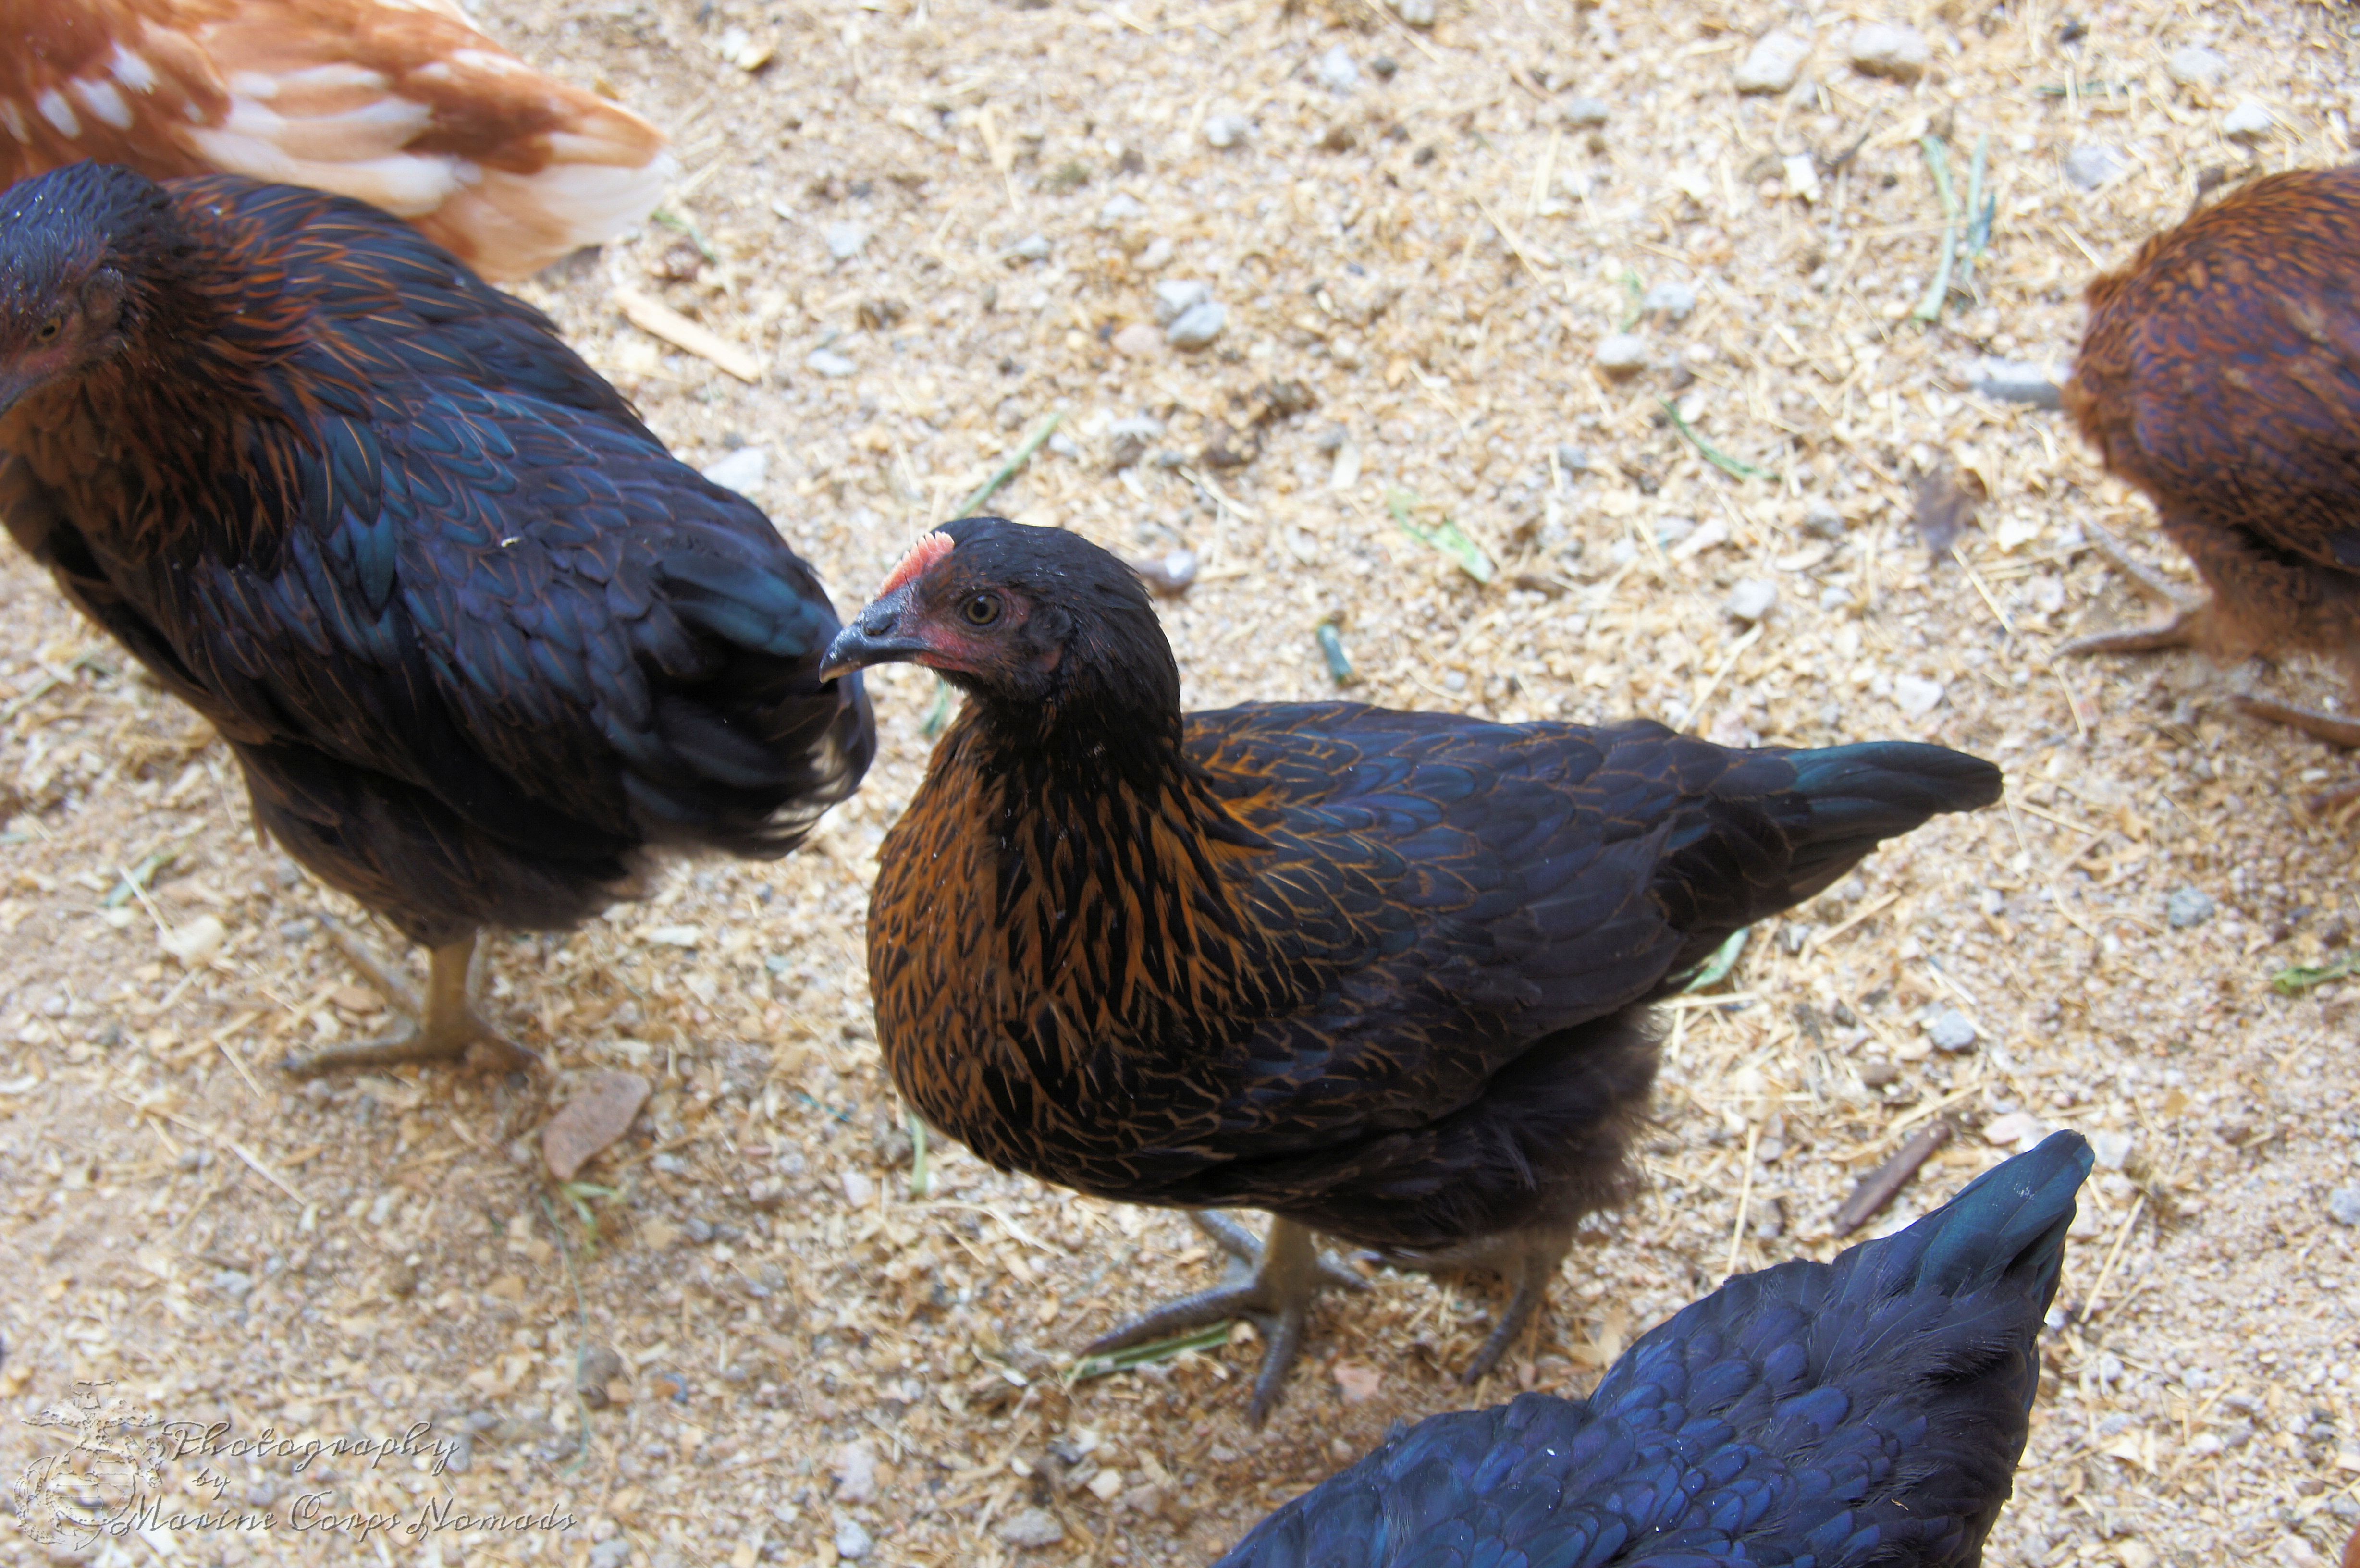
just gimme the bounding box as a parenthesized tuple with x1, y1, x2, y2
(0, 0, 673, 278)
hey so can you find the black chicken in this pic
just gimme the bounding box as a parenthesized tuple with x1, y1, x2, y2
(1217, 1131, 2091, 1568)
(0, 163, 873, 1073)
(821, 518, 2003, 1421)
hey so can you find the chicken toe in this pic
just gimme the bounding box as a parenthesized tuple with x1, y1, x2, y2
(283, 929, 535, 1078)
(1084, 1217, 1358, 1426)
(2063, 519, 2213, 657)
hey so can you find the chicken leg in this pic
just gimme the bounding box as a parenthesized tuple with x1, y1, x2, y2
(2062, 519, 2213, 657)
(1083, 1213, 1367, 1427)
(1381, 1224, 1575, 1385)
(281, 924, 535, 1077)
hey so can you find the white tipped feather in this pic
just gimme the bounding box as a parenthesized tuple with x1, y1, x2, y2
(4, 0, 674, 279)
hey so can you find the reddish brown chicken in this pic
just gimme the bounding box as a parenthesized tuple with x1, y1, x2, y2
(2064, 166, 2360, 788)
(2, 0, 672, 279)
(823, 518, 2003, 1423)
(0, 163, 872, 1073)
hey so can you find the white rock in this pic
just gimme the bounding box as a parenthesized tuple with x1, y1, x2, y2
(1391, 0, 1435, 25)
(1154, 279, 1212, 323)
(700, 447, 769, 498)
(1205, 113, 1254, 149)
(833, 1515, 873, 1561)
(1783, 152, 1823, 203)
(1642, 281, 1697, 321)
(1316, 45, 1362, 94)
(2064, 144, 2129, 191)
(1981, 1110, 2050, 1148)
(807, 349, 858, 378)
(2223, 99, 2274, 141)
(1734, 30, 1812, 95)
(1165, 301, 1228, 350)
(2166, 44, 2229, 90)
(1847, 23, 1930, 81)
(2090, 1129, 2135, 1171)
(1097, 192, 1148, 224)
(996, 1508, 1066, 1549)
(824, 222, 869, 261)
(1892, 674, 1945, 717)
(1725, 580, 1778, 623)
(162, 914, 227, 967)
(1592, 333, 1648, 375)
(832, 1442, 880, 1503)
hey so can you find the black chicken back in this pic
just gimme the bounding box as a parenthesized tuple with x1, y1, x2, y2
(0, 166, 873, 946)
(1219, 1131, 2092, 1568)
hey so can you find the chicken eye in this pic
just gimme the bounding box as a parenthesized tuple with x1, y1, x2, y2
(34, 317, 61, 343)
(960, 592, 1003, 627)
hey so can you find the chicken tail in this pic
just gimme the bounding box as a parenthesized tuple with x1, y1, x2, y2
(1780, 739, 2004, 895)
(1841, 1129, 2091, 1306)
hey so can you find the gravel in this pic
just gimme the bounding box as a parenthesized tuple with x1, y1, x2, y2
(824, 222, 870, 261)
(1846, 23, 1930, 81)
(1154, 278, 1211, 323)
(1641, 281, 1697, 321)
(2064, 143, 2130, 191)
(1559, 96, 1611, 128)
(699, 446, 771, 497)
(2223, 100, 2274, 141)
(1315, 45, 1361, 94)
(996, 1507, 1067, 1548)
(1205, 113, 1253, 149)
(2168, 887, 2219, 929)
(1592, 332, 1648, 375)
(1165, 300, 1229, 350)
(1733, 29, 1812, 94)
(807, 348, 858, 378)
(1725, 579, 1778, 624)
(1926, 1008, 1979, 1053)
(2166, 45, 2230, 90)
(2332, 1188, 2360, 1228)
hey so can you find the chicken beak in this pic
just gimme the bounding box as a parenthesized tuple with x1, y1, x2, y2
(820, 588, 931, 680)
(0, 366, 44, 426)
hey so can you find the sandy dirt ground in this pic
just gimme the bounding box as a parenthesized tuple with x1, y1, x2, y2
(3, 0, 2360, 1565)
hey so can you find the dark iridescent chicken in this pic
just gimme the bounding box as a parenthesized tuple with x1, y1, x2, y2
(1217, 1132, 2091, 1568)
(822, 519, 2003, 1422)
(0, 163, 873, 1073)
(2064, 166, 2360, 793)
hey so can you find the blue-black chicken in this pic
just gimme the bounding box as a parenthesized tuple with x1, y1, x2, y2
(1218, 1131, 2092, 1567)
(821, 518, 2003, 1422)
(0, 163, 874, 1073)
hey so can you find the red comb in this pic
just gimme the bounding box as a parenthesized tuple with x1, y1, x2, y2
(877, 531, 955, 598)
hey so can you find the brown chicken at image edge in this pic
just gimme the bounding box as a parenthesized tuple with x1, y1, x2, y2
(2063, 164, 2360, 804)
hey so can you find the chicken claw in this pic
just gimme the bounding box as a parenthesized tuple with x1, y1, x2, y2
(2062, 519, 2212, 656)
(282, 924, 536, 1078)
(1085, 1215, 1366, 1427)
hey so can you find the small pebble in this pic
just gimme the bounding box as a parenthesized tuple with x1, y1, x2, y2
(2166, 886, 2217, 929)
(1369, 55, 1399, 81)
(542, 1071, 651, 1182)
(1847, 23, 1930, 81)
(1982, 1110, 2050, 1148)
(1007, 233, 1052, 262)
(834, 1515, 874, 1561)
(1592, 333, 1648, 376)
(824, 222, 869, 261)
(589, 1540, 633, 1568)
(1390, 0, 1434, 27)
(2223, 99, 2274, 142)
(806, 349, 858, 378)
(1804, 499, 1845, 538)
(1111, 322, 1165, 358)
(1725, 579, 1777, 624)
(1641, 281, 1697, 321)
(2330, 1187, 2360, 1227)
(1555, 443, 1591, 474)
(1097, 192, 1148, 224)
(1925, 1007, 1978, 1053)
(1165, 300, 1228, 350)
(996, 1507, 1066, 1549)
(2090, 1129, 2135, 1171)
(1654, 516, 1696, 549)
(1047, 432, 1080, 459)
(1859, 1057, 1900, 1088)
(1733, 29, 1812, 95)
(1316, 45, 1362, 94)
(1136, 236, 1175, 270)
(1205, 113, 1254, 149)
(2166, 44, 2229, 90)
(1154, 279, 1211, 323)
(700, 446, 770, 497)
(1559, 96, 1611, 128)
(1892, 674, 1945, 718)
(2064, 143, 2129, 191)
